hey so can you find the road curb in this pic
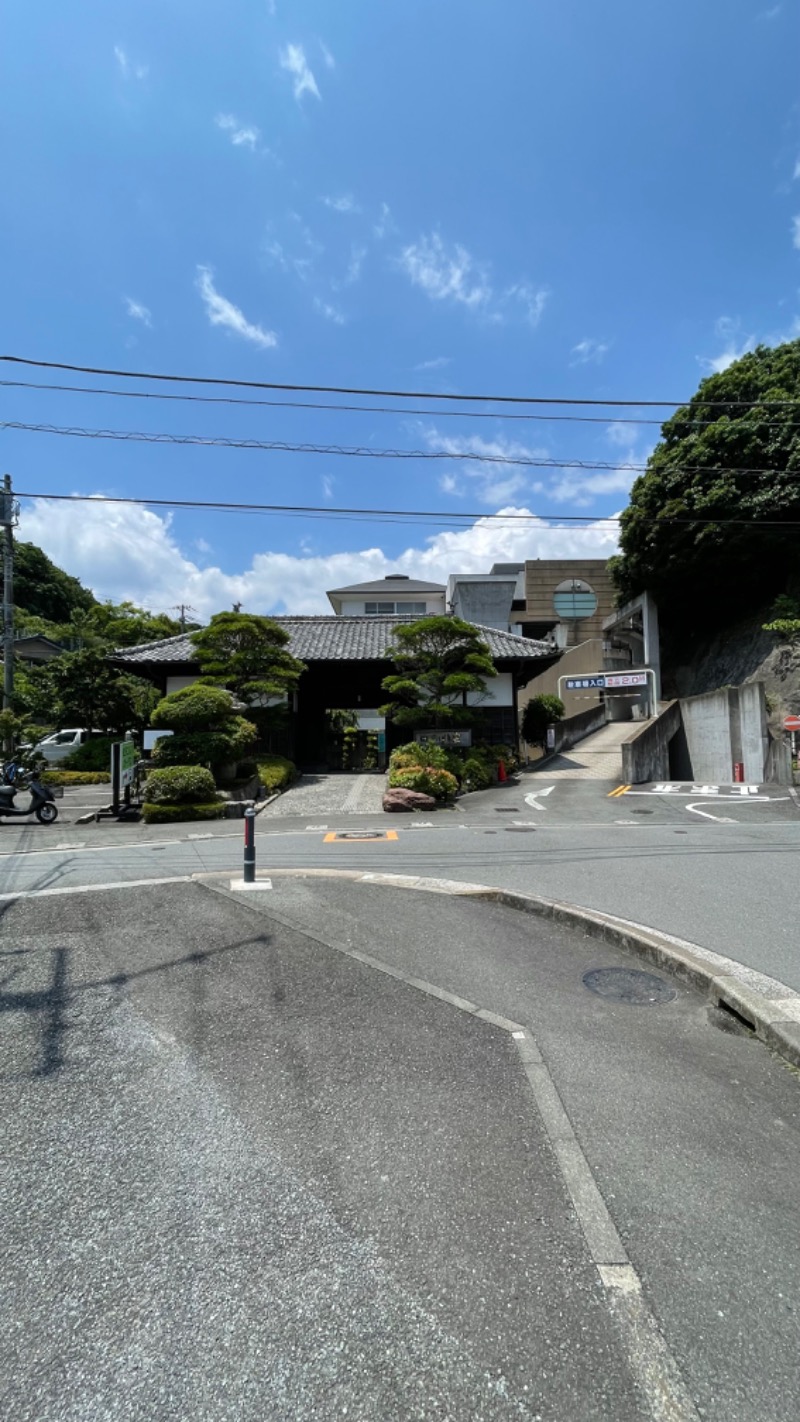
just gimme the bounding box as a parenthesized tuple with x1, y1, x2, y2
(192, 866, 800, 1072)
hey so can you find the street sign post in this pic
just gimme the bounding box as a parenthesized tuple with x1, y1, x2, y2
(783, 715, 800, 732)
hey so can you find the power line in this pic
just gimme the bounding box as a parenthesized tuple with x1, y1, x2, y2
(16, 488, 800, 529)
(5, 377, 800, 433)
(3, 419, 799, 478)
(4, 353, 799, 408)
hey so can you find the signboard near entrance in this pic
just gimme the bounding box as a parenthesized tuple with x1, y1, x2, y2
(563, 671, 649, 692)
(112, 740, 136, 790)
(415, 729, 472, 748)
(604, 672, 649, 689)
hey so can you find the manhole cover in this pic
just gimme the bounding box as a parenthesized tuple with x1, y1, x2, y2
(582, 967, 676, 1005)
(334, 831, 387, 840)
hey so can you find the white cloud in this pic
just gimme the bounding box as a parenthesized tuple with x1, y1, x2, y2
(320, 40, 336, 69)
(793, 158, 800, 181)
(215, 113, 260, 150)
(313, 296, 346, 325)
(398, 233, 547, 328)
(415, 356, 451, 371)
(698, 315, 755, 374)
(793, 214, 800, 249)
(605, 421, 638, 448)
(547, 468, 636, 507)
(345, 244, 366, 285)
(424, 429, 549, 505)
(321, 475, 335, 500)
(373, 202, 394, 239)
(570, 338, 609, 366)
(322, 194, 359, 214)
(18, 497, 619, 618)
(114, 45, 148, 80)
(280, 44, 321, 102)
(505, 283, 549, 328)
(757, 5, 781, 18)
(399, 234, 492, 310)
(124, 297, 152, 327)
(195, 265, 278, 348)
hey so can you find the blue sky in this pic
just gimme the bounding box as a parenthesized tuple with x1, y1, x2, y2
(4, 0, 800, 615)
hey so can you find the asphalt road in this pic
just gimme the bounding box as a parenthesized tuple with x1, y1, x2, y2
(2, 773, 799, 989)
(4, 879, 800, 1421)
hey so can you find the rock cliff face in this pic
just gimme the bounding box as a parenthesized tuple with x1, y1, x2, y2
(666, 611, 800, 723)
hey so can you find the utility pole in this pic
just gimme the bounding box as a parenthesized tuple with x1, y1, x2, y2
(171, 603, 196, 632)
(2, 474, 18, 753)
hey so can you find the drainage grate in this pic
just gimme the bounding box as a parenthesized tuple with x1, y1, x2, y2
(505, 826, 536, 832)
(632, 808, 654, 815)
(582, 967, 676, 1005)
(494, 807, 522, 813)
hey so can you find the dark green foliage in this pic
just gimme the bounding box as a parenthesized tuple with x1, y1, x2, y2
(521, 695, 565, 748)
(151, 717, 256, 768)
(61, 736, 116, 772)
(142, 801, 227, 824)
(23, 650, 158, 736)
(381, 616, 497, 729)
(612, 339, 800, 633)
(144, 765, 218, 804)
(13, 540, 95, 623)
(191, 612, 305, 703)
(462, 757, 491, 790)
(151, 684, 235, 731)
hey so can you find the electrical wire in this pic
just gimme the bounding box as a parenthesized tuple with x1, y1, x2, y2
(4, 353, 800, 408)
(3, 419, 800, 478)
(15, 488, 800, 529)
(5, 377, 800, 433)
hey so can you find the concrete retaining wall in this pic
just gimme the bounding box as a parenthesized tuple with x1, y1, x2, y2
(680, 688, 733, 783)
(552, 703, 608, 755)
(621, 701, 681, 784)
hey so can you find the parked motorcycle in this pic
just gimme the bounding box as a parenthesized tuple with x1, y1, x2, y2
(0, 776, 59, 824)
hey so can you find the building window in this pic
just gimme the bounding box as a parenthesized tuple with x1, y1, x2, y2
(552, 579, 598, 619)
(363, 600, 427, 615)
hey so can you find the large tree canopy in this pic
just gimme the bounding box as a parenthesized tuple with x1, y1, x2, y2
(191, 611, 306, 703)
(380, 616, 497, 728)
(611, 339, 800, 633)
(13, 540, 96, 623)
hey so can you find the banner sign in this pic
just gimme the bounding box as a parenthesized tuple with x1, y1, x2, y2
(604, 672, 649, 689)
(564, 671, 649, 692)
(415, 729, 472, 747)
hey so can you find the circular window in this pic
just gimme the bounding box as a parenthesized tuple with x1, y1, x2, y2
(553, 579, 598, 619)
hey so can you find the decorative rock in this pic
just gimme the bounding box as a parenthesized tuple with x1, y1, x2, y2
(382, 788, 437, 813)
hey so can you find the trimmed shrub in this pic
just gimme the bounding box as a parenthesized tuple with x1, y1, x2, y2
(142, 801, 227, 824)
(41, 770, 110, 786)
(389, 741, 451, 771)
(151, 684, 235, 731)
(521, 695, 564, 749)
(61, 736, 116, 772)
(388, 766, 458, 800)
(144, 765, 217, 804)
(461, 757, 491, 791)
(257, 755, 296, 793)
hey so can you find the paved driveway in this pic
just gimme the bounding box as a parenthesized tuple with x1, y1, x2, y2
(263, 772, 387, 818)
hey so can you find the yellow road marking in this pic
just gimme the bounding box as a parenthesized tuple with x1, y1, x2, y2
(607, 784, 631, 798)
(323, 831, 398, 843)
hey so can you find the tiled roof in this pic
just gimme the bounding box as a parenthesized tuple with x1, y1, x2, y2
(111, 617, 553, 665)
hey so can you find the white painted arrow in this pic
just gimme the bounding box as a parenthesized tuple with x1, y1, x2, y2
(685, 802, 737, 824)
(524, 787, 555, 811)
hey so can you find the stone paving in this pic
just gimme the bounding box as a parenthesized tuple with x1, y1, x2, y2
(263, 772, 388, 818)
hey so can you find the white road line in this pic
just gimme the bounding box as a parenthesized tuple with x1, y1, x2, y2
(685, 803, 737, 824)
(0, 875, 191, 901)
(524, 786, 555, 811)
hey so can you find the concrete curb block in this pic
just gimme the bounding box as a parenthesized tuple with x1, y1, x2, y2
(191, 866, 800, 1073)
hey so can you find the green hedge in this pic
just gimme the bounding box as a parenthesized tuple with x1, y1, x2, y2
(387, 766, 458, 800)
(61, 736, 116, 772)
(461, 757, 492, 791)
(144, 765, 217, 804)
(141, 801, 227, 824)
(41, 770, 111, 786)
(257, 755, 296, 793)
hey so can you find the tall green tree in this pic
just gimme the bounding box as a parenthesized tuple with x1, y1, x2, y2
(23, 651, 158, 735)
(611, 339, 800, 634)
(13, 540, 96, 623)
(380, 616, 497, 729)
(191, 611, 305, 703)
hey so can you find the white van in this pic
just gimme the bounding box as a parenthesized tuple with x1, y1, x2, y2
(31, 729, 91, 764)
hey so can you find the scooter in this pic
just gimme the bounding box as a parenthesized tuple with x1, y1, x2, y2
(0, 776, 59, 824)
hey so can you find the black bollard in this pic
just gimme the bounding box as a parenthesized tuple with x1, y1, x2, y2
(243, 806, 256, 883)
